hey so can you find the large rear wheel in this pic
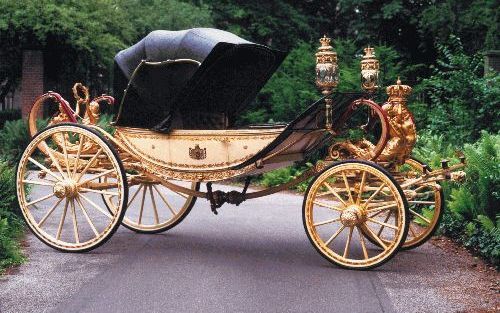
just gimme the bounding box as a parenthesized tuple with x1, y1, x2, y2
(303, 160, 409, 270)
(17, 124, 128, 252)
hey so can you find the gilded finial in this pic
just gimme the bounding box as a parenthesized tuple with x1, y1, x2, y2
(318, 35, 333, 52)
(362, 46, 376, 59)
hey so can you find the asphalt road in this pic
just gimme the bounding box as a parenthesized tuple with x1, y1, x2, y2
(0, 184, 488, 313)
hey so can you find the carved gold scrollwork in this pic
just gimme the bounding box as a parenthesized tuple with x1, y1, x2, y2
(327, 79, 415, 165)
(376, 78, 416, 164)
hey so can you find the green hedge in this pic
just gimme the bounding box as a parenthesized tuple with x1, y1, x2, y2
(0, 109, 21, 129)
(0, 162, 25, 272)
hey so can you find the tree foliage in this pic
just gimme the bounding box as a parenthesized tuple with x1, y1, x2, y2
(413, 36, 500, 143)
(0, 0, 212, 94)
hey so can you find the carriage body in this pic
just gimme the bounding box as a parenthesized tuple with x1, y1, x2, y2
(17, 28, 466, 270)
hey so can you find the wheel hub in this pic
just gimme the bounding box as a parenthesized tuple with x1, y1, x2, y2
(340, 204, 365, 227)
(53, 180, 78, 199)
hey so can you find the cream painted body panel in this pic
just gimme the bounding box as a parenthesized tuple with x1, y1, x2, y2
(115, 127, 283, 172)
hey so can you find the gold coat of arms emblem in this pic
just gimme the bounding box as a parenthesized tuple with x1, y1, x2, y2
(189, 144, 207, 160)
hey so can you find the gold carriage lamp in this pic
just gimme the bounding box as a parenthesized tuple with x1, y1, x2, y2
(360, 46, 380, 93)
(315, 35, 339, 131)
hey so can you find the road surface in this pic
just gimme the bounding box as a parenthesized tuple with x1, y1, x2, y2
(0, 185, 496, 313)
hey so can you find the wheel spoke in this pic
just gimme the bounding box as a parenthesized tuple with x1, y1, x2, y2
(76, 148, 103, 182)
(408, 200, 435, 205)
(363, 183, 387, 207)
(356, 226, 369, 259)
(79, 187, 119, 197)
(363, 224, 388, 250)
(313, 200, 343, 211)
(127, 184, 144, 207)
(43, 143, 67, 180)
(368, 209, 386, 219)
(79, 193, 112, 219)
(76, 196, 99, 237)
(409, 224, 418, 237)
(153, 185, 177, 216)
(341, 171, 354, 203)
(365, 202, 398, 213)
(322, 182, 347, 206)
(28, 157, 62, 182)
(22, 180, 54, 187)
(138, 185, 147, 225)
(56, 199, 69, 240)
(325, 225, 345, 246)
(149, 185, 160, 224)
(72, 135, 85, 177)
(343, 227, 353, 258)
(409, 209, 431, 224)
(78, 169, 116, 187)
(376, 211, 392, 237)
(368, 217, 398, 230)
(70, 199, 80, 243)
(356, 171, 367, 205)
(27, 193, 55, 207)
(313, 217, 341, 227)
(38, 198, 64, 227)
(61, 132, 71, 177)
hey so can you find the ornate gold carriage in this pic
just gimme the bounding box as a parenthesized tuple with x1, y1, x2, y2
(17, 28, 465, 270)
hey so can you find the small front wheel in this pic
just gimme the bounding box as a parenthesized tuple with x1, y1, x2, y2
(303, 160, 409, 270)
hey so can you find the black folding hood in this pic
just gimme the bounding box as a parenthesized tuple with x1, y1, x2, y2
(113, 28, 286, 131)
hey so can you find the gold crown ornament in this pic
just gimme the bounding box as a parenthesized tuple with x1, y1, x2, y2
(360, 46, 380, 93)
(386, 77, 412, 103)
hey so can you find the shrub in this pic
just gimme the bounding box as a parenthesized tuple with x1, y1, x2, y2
(448, 132, 499, 221)
(0, 119, 47, 165)
(0, 119, 31, 165)
(260, 163, 313, 192)
(0, 162, 25, 272)
(0, 109, 21, 129)
(414, 131, 500, 266)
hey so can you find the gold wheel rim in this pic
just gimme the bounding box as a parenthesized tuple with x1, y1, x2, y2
(304, 162, 407, 268)
(103, 180, 197, 232)
(17, 125, 126, 251)
(399, 159, 442, 248)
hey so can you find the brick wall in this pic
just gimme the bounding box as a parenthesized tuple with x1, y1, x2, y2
(20, 50, 44, 119)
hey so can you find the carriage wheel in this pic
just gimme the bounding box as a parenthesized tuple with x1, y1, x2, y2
(363, 158, 444, 250)
(398, 158, 443, 249)
(102, 180, 199, 234)
(17, 124, 128, 252)
(303, 160, 408, 269)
